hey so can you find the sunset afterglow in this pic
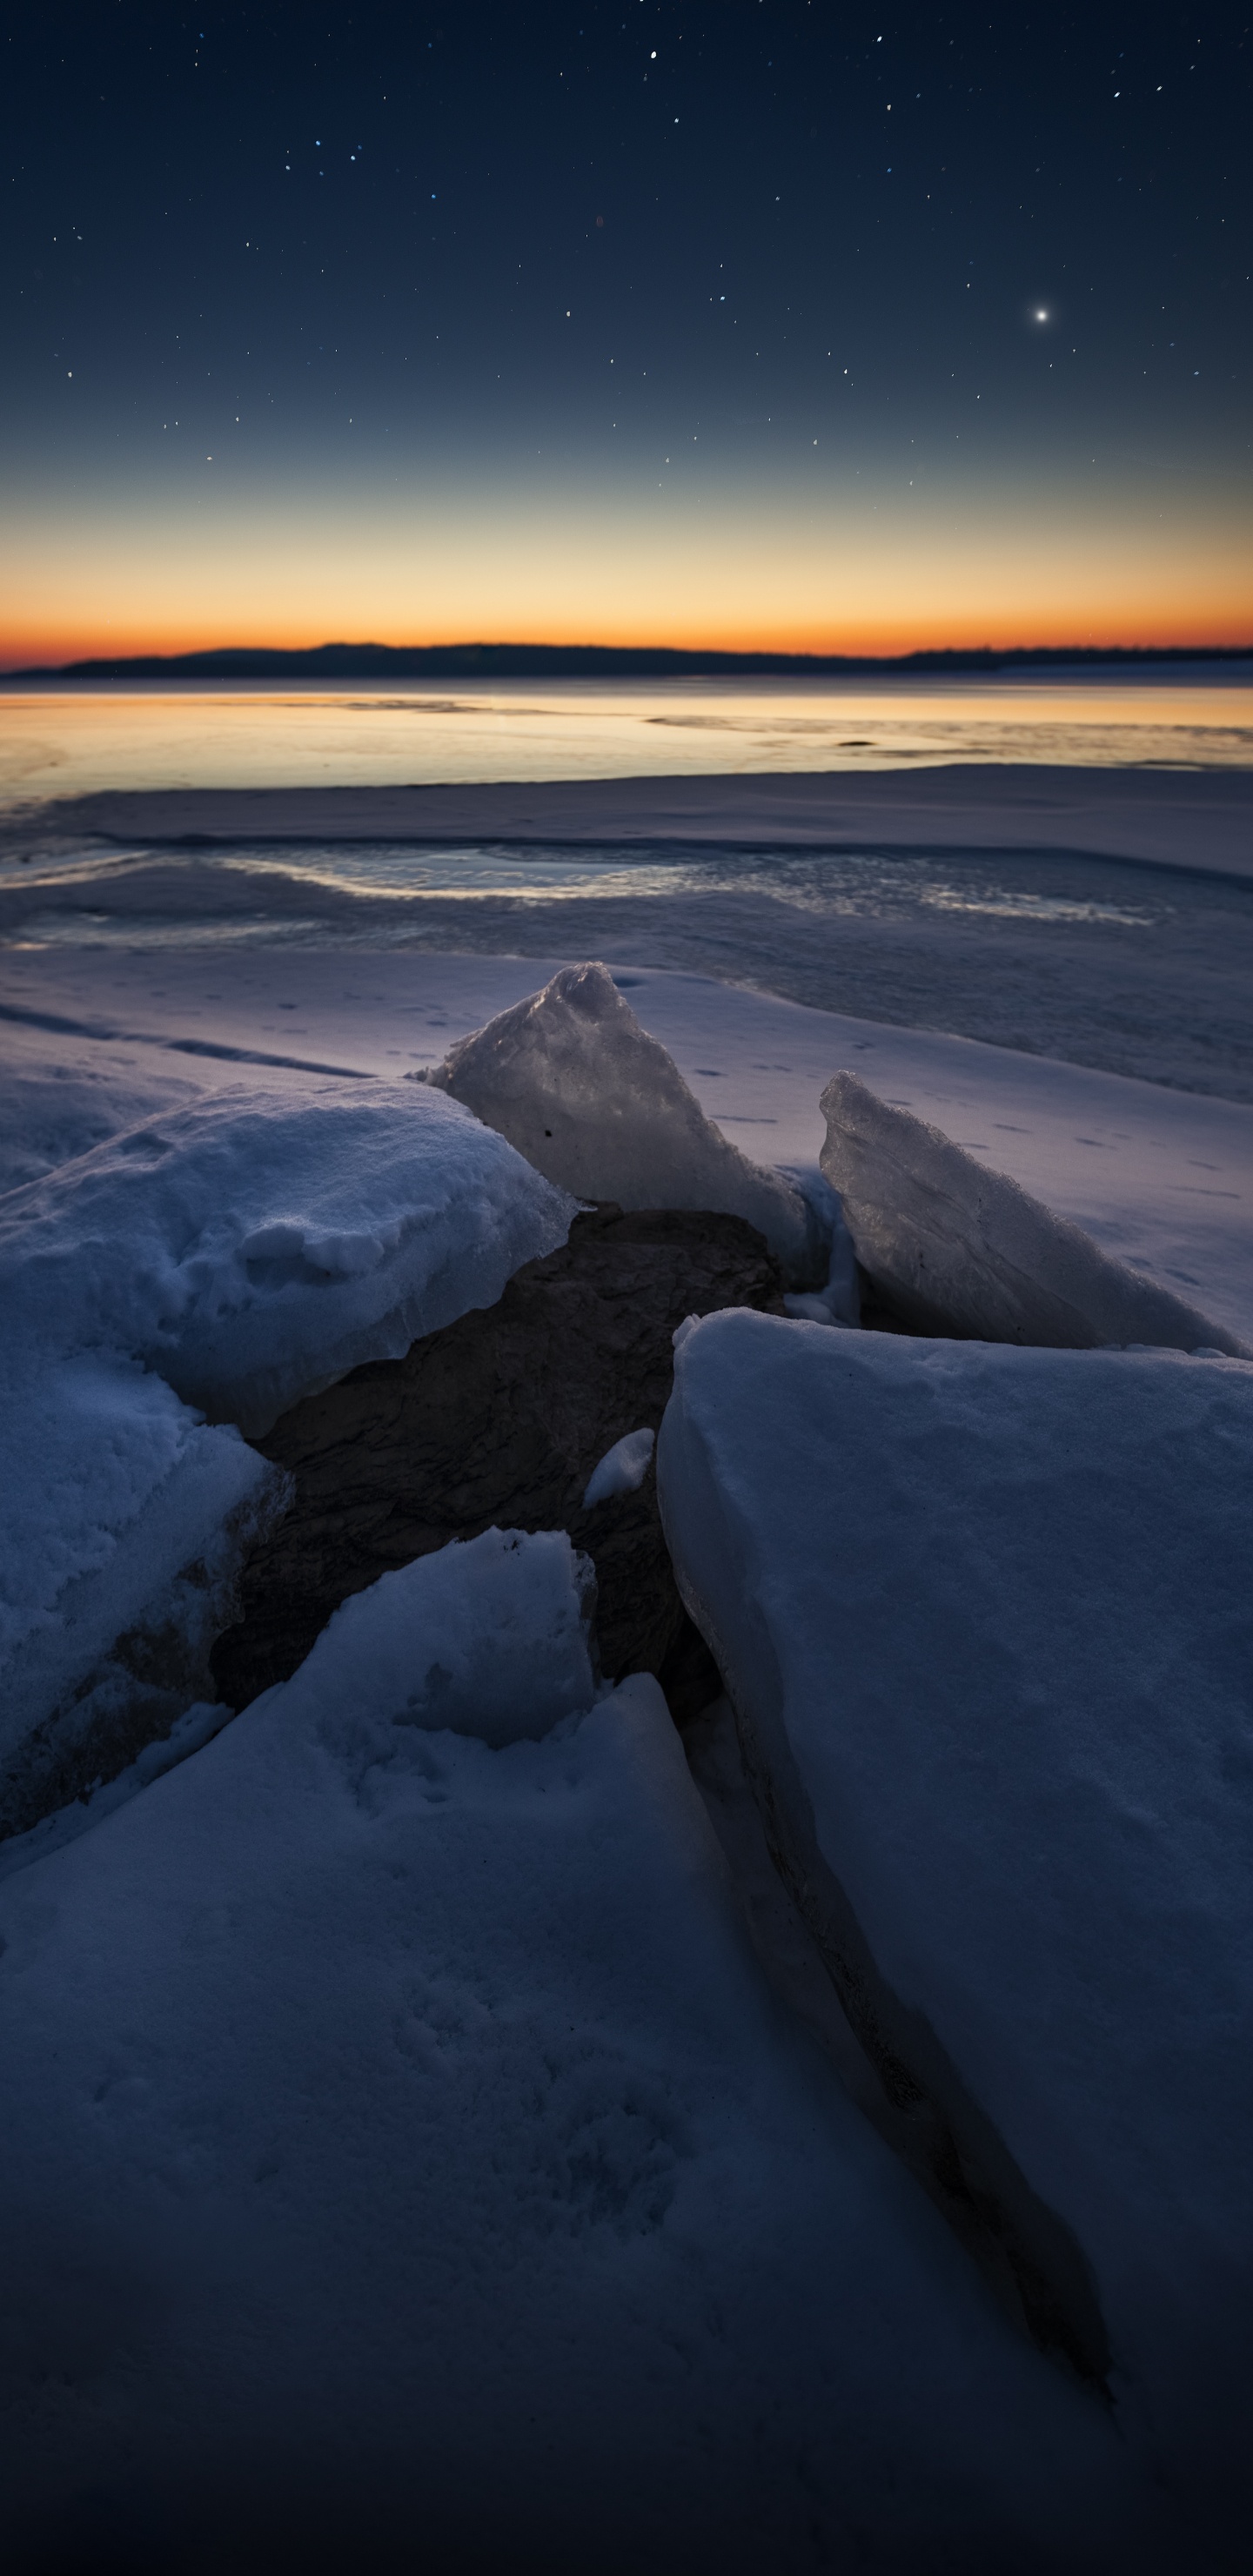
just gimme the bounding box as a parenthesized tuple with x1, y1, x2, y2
(3, 10, 1248, 671)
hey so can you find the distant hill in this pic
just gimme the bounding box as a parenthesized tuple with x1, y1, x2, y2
(3, 641, 1250, 683)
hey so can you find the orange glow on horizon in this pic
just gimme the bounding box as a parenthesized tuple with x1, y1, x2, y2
(3, 480, 1250, 668)
(6, 600, 1252, 670)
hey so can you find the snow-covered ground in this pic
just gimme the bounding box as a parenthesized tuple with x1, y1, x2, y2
(2, 757, 1250, 2566)
(4, 942, 1251, 1345)
(0, 1537, 1172, 2574)
(4, 766, 1252, 1097)
(11, 757, 1253, 873)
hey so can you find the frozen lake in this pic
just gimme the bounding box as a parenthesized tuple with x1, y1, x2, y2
(2, 671, 1252, 812)
(3, 799, 1252, 1104)
(3, 689, 1252, 2568)
(2, 674, 1250, 1096)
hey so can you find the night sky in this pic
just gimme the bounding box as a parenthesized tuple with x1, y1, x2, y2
(3, 2, 1250, 661)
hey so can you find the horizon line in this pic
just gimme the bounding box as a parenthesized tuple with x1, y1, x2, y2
(4, 639, 1252, 684)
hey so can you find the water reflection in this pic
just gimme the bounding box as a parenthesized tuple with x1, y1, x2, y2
(1, 676, 1250, 815)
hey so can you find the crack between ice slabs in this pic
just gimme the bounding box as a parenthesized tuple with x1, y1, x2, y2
(664, 1552, 1112, 2395)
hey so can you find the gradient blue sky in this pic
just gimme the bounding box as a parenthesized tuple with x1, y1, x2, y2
(3, 1, 1250, 660)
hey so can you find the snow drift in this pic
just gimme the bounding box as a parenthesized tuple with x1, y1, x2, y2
(658, 1310, 1253, 2552)
(821, 1069, 1250, 1355)
(0, 1535, 1157, 2573)
(425, 962, 820, 1280)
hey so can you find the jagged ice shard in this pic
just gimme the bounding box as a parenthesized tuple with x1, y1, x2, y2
(425, 963, 819, 1281)
(821, 1069, 1250, 1355)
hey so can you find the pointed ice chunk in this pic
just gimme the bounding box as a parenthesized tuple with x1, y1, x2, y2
(582, 1426, 655, 1508)
(821, 1070, 1250, 1354)
(426, 963, 817, 1280)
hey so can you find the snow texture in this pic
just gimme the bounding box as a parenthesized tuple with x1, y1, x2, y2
(658, 1310, 1253, 2555)
(288, 1526, 598, 1755)
(0, 1538, 1160, 2573)
(426, 961, 819, 1280)
(0, 1047, 203, 1196)
(0, 1077, 577, 1437)
(821, 1068, 1250, 1355)
(582, 1425, 655, 1508)
(0, 1700, 236, 1889)
(0, 1077, 574, 1824)
(23, 760, 1253, 876)
(5, 949, 1252, 1348)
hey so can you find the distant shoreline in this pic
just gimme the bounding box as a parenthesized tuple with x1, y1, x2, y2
(3, 641, 1252, 685)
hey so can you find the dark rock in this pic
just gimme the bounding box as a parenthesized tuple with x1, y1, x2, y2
(211, 1206, 784, 1720)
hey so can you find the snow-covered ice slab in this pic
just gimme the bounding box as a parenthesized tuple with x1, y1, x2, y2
(821, 1069, 1250, 1356)
(425, 961, 818, 1279)
(0, 1356, 277, 1835)
(0, 1077, 574, 1828)
(0, 1077, 575, 1435)
(658, 1311, 1253, 2548)
(0, 1539, 1160, 2573)
(0, 1028, 204, 1195)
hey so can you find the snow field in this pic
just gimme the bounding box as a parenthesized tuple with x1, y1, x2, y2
(0, 941, 1249, 2558)
(4, 943, 1251, 1345)
(0, 1537, 1161, 2573)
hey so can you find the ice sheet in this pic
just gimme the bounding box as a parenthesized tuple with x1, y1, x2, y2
(17, 760, 1253, 875)
(289, 1525, 598, 1757)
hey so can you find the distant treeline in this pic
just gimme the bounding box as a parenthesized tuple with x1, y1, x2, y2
(4, 641, 1250, 682)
